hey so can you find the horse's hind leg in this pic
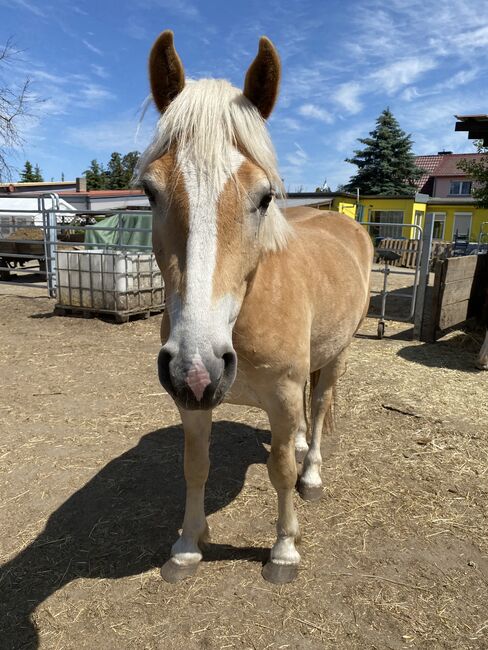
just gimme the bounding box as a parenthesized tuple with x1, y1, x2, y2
(161, 409, 211, 583)
(294, 413, 308, 463)
(299, 350, 348, 501)
(262, 382, 303, 584)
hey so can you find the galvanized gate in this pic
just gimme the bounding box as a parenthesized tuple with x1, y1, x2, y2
(359, 213, 434, 339)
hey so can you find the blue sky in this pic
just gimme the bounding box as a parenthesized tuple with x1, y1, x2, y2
(2, 0, 488, 190)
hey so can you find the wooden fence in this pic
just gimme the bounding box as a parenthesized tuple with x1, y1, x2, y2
(422, 254, 488, 341)
(375, 238, 453, 269)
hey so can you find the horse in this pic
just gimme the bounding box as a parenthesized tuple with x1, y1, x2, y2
(135, 31, 373, 584)
(477, 330, 488, 369)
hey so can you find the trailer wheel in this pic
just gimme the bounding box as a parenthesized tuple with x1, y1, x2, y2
(0, 259, 10, 282)
(377, 321, 385, 339)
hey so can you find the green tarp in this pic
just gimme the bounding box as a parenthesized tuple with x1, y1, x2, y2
(84, 212, 152, 250)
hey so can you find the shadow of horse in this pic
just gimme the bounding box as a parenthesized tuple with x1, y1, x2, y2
(0, 421, 270, 649)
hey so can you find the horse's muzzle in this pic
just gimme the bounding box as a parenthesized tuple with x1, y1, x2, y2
(157, 347, 237, 410)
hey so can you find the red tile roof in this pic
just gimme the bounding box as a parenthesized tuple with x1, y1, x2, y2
(432, 153, 485, 177)
(414, 155, 444, 192)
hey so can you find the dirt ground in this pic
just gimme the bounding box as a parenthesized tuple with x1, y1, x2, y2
(0, 280, 487, 650)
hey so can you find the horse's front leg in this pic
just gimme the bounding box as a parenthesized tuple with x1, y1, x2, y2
(262, 384, 302, 584)
(161, 408, 212, 583)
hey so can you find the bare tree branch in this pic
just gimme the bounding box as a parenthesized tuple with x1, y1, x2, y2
(0, 38, 33, 181)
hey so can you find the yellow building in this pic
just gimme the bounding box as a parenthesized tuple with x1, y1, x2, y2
(326, 192, 488, 243)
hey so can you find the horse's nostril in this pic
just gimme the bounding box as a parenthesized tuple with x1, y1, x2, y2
(222, 351, 237, 382)
(157, 348, 173, 391)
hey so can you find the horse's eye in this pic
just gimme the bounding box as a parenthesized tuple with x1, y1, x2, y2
(259, 192, 273, 212)
(142, 182, 156, 204)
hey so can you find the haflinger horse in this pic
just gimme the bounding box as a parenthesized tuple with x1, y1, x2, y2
(136, 31, 373, 584)
(477, 330, 488, 370)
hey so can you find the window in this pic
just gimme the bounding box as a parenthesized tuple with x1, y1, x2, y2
(449, 180, 472, 195)
(369, 211, 404, 239)
(453, 212, 472, 240)
(427, 212, 446, 239)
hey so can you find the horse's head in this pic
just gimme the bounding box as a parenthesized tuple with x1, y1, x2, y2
(137, 31, 291, 410)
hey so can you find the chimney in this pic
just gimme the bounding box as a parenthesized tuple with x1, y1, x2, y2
(437, 151, 453, 155)
(76, 176, 87, 192)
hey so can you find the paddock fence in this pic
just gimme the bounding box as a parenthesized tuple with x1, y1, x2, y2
(422, 254, 488, 341)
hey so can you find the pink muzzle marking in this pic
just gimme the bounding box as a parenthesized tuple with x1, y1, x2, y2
(185, 354, 212, 401)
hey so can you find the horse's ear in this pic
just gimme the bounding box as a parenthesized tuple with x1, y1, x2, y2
(149, 30, 185, 114)
(243, 36, 281, 120)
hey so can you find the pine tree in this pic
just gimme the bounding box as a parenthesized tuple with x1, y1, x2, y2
(20, 160, 36, 182)
(344, 108, 423, 195)
(84, 159, 106, 190)
(33, 164, 44, 182)
(457, 142, 488, 208)
(106, 152, 125, 189)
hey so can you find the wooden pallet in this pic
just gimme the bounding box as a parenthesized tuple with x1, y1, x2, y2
(375, 238, 453, 268)
(54, 304, 164, 324)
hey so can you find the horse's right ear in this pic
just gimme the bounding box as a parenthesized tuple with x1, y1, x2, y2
(149, 30, 185, 114)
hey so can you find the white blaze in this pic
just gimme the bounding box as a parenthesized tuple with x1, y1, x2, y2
(173, 148, 244, 362)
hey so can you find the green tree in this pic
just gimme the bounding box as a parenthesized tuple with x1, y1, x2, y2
(20, 160, 36, 182)
(122, 151, 140, 187)
(106, 152, 125, 189)
(33, 163, 43, 182)
(84, 159, 106, 190)
(457, 142, 488, 208)
(344, 108, 423, 195)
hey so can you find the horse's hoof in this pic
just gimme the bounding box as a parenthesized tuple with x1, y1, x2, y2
(262, 561, 299, 584)
(299, 483, 323, 501)
(160, 558, 199, 583)
(295, 447, 308, 464)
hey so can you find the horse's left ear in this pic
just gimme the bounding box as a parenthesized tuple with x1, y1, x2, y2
(149, 30, 185, 114)
(243, 36, 281, 120)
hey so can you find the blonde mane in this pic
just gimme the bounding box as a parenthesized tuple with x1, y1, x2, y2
(135, 78, 292, 251)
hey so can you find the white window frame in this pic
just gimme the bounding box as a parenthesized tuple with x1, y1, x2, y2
(449, 180, 472, 196)
(427, 212, 446, 240)
(453, 212, 472, 240)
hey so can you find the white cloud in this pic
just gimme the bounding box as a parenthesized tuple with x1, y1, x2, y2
(7, 0, 44, 16)
(90, 64, 109, 79)
(82, 39, 103, 56)
(64, 117, 153, 152)
(333, 82, 363, 114)
(370, 57, 437, 94)
(276, 117, 303, 132)
(298, 104, 333, 124)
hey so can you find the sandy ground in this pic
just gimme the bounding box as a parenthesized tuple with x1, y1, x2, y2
(0, 280, 487, 650)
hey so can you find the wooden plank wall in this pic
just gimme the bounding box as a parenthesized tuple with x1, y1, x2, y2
(423, 254, 488, 341)
(375, 239, 453, 269)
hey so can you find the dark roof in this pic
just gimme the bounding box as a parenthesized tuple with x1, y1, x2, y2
(455, 114, 488, 146)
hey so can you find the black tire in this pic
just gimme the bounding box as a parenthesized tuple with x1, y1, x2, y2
(377, 321, 385, 339)
(0, 258, 11, 282)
